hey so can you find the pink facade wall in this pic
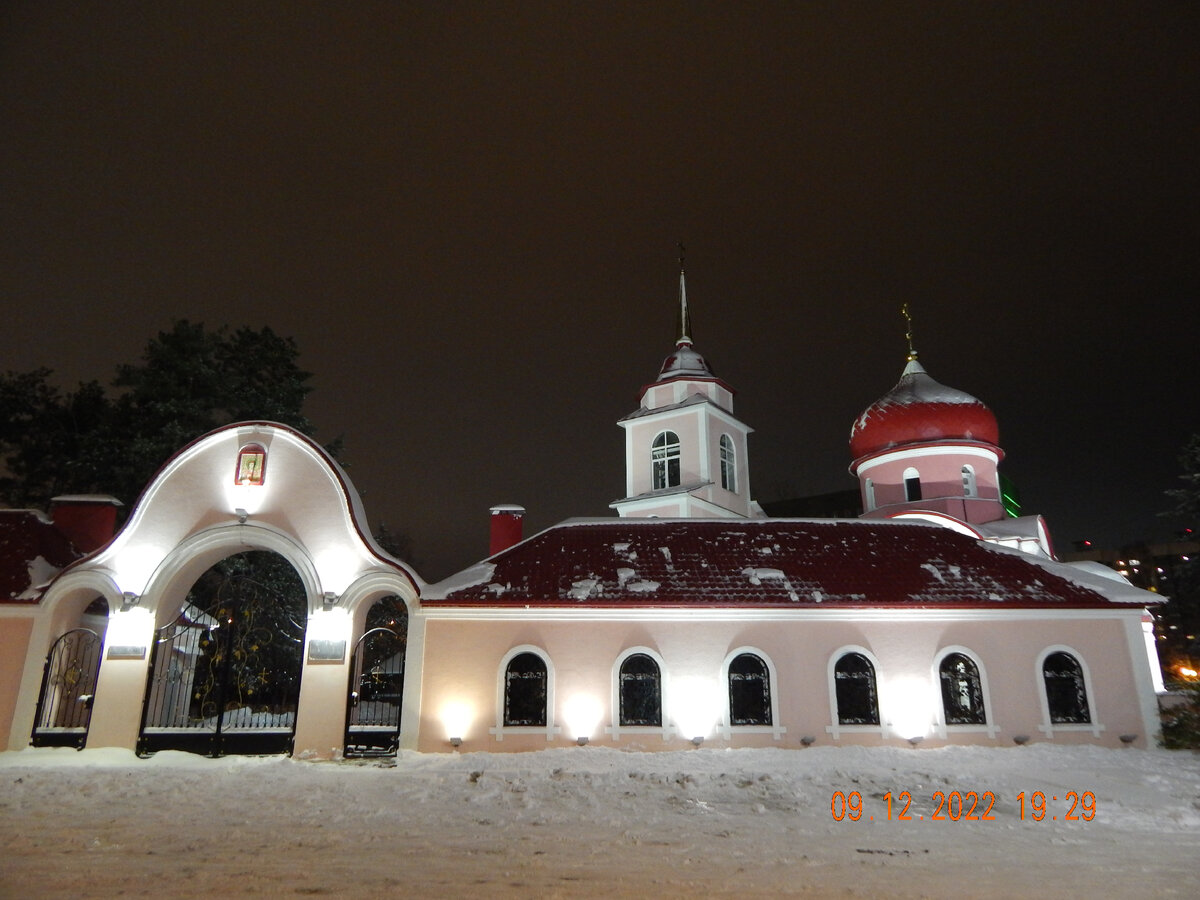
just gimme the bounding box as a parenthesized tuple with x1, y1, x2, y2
(0, 617, 34, 749)
(417, 612, 1153, 754)
(859, 450, 1003, 523)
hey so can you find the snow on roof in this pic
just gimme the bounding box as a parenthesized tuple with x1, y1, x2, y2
(620, 393, 731, 422)
(850, 359, 1000, 460)
(423, 518, 1155, 609)
(0, 510, 82, 604)
(49, 495, 123, 506)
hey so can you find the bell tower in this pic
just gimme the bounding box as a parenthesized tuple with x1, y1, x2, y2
(611, 253, 759, 518)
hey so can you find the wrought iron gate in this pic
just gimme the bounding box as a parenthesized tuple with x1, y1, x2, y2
(138, 577, 307, 757)
(31, 628, 102, 749)
(344, 627, 406, 757)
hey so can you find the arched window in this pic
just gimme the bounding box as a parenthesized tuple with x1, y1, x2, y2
(719, 434, 737, 492)
(903, 467, 921, 502)
(504, 652, 548, 727)
(235, 443, 267, 485)
(1042, 651, 1091, 724)
(651, 431, 681, 490)
(962, 465, 977, 498)
(939, 653, 985, 725)
(834, 652, 879, 725)
(728, 653, 771, 726)
(619, 653, 662, 726)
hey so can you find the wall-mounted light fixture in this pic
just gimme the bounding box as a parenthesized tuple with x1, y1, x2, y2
(907, 736, 924, 748)
(120, 591, 140, 612)
(1013, 734, 1030, 745)
(690, 736, 704, 747)
(235, 507, 249, 525)
(322, 591, 340, 612)
(576, 736, 589, 746)
(449, 737, 462, 748)
(1119, 733, 1138, 744)
(800, 736, 816, 747)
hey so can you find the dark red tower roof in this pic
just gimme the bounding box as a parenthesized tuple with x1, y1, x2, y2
(850, 360, 1000, 461)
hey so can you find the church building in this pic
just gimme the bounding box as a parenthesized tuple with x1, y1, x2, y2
(0, 270, 1164, 757)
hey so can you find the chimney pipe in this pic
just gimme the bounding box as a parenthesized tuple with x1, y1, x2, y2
(49, 495, 123, 554)
(489, 504, 525, 556)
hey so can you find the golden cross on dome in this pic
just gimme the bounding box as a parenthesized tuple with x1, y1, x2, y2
(901, 303, 918, 361)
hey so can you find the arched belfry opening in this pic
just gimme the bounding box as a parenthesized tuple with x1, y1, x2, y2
(138, 550, 308, 757)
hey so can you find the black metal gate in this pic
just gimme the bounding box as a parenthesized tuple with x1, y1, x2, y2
(138, 556, 307, 757)
(344, 627, 406, 757)
(31, 628, 102, 749)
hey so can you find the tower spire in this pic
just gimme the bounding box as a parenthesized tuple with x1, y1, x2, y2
(676, 241, 692, 347)
(901, 303, 918, 361)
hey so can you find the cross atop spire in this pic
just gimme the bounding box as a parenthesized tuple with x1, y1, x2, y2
(901, 303, 918, 362)
(676, 241, 692, 347)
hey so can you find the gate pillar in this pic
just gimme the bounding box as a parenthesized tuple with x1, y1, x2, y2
(292, 610, 354, 758)
(86, 608, 155, 750)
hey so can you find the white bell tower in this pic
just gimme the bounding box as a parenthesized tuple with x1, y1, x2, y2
(611, 256, 759, 519)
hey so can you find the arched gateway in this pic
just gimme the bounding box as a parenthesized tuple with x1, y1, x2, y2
(21, 423, 423, 758)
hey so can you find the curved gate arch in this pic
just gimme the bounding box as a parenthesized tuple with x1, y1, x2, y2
(137, 550, 308, 756)
(31, 627, 103, 748)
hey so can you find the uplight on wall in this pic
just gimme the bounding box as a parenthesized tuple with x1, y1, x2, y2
(885, 675, 935, 742)
(672, 677, 720, 744)
(563, 694, 602, 744)
(440, 701, 474, 745)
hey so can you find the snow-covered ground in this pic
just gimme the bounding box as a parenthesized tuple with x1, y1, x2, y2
(1, 744, 1197, 898)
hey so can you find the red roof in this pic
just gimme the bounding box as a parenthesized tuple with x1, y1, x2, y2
(850, 360, 1000, 461)
(424, 519, 1138, 609)
(0, 510, 81, 604)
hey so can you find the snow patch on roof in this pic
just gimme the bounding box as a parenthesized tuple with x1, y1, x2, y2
(569, 578, 600, 601)
(421, 562, 498, 601)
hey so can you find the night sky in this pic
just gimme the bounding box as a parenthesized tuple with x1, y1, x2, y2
(2, 3, 1197, 580)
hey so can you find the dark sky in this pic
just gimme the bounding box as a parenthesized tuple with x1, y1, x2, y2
(2, 3, 1197, 580)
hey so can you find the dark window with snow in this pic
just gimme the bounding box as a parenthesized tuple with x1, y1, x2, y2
(504, 652, 547, 727)
(903, 467, 921, 502)
(1042, 651, 1091, 724)
(619, 653, 662, 726)
(235, 443, 267, 485)
(651, 431, 681, 490)
(939, 653, 985, 725)
(728, 653, 771, 726)
(719, 434, 737, 492)
(834, 652, 879, 725)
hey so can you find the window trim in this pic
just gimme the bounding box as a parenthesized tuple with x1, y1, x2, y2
(719, 434, 737, 493)
(489, 645, 560, 742)
(1036, 645, 1103, 738)
(719, 647, 785, 740)
(606, 646, 673, 742)
(931, 646, 998, 738)
(825, 646, 886, 740)
(651, 431, 682, 490)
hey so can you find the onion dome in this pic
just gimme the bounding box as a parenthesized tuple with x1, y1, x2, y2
(849, 358, 1000, 460)
(658, 342, 715, 380)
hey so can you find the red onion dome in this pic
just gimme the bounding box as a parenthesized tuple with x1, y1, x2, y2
(850, 360, 1000, 460)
